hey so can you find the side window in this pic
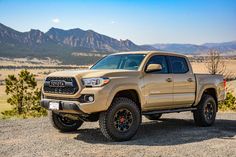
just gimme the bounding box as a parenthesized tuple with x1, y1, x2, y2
(146, 55, 168, 73)
(169, 56, 189, 73)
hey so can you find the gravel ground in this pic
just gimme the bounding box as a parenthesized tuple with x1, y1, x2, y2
(0, 112, 236, 157)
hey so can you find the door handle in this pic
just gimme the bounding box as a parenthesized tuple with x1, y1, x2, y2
(166, 78, 172, 82)
(187, 78, 193, 82)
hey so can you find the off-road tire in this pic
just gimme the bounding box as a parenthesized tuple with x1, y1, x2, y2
(193, 94, 217, 127)
(99, 97, 141, 141)
(50, 111, 83, 132)
(145, 113, 162, 120)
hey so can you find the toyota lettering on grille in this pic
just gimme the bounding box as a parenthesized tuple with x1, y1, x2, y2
(49, 80, 66, 87)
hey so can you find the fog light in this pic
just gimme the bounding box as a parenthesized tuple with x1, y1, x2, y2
(88, 96, 94, 102)
(79, 94, 94, 103)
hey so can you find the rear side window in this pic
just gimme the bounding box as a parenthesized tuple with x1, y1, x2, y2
(169, 56, 189, 73)
(146, 55, 168, 73)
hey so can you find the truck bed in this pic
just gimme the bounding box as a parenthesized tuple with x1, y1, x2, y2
(194, 74, 225, 106)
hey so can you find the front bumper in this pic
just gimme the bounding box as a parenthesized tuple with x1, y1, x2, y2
(42, 80, 115, 114)
(41, 86, 111, 114)
(40, 99, 84, 114)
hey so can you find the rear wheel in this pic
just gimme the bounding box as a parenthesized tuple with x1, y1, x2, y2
(145, 113, 162, 120)
(99, 97, 141, 141)
(50, 111, 83, 132)
(193, 94, 217, 127)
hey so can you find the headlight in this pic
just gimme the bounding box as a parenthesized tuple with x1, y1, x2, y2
(82, 77, 110, 87)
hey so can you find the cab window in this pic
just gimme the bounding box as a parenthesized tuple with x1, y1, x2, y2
(169, 56, 189, 73)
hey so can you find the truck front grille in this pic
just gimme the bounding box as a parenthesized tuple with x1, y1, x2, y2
(43, 77, 79, 95)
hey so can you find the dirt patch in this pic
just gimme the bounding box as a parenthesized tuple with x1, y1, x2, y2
(0, 112, 236, 157)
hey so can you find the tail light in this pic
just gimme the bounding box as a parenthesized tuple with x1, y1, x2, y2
(223, 79, 227, 90)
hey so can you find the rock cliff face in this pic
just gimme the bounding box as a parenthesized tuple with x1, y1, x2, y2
(0, 23, 154, 57)
(46, 27, 149, 52)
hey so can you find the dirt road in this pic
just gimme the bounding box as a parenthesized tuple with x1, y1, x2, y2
(0, 112, 236, 157)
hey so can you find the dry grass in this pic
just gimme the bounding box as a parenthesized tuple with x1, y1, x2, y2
(0, 57, 61, 66)
(0, 69, 59, 81)
(191, 60, 236, 74)
(0, 85, 10, 113)
(228, 80, 236, 96)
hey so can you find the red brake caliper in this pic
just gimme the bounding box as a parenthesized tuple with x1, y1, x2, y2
(120, 116, 125, 123)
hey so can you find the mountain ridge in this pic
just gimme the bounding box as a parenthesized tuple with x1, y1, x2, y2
(0, 23, 156, 64)
(151, 41, 236, 55)
(0, 23, 235, 64)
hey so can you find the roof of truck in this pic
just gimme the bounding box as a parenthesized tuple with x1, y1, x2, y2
(113, 51, 187, 58)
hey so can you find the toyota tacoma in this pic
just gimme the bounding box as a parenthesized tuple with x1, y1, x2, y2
(41, 51, 226, 141)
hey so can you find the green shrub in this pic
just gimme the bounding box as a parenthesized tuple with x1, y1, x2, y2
(219, 92, 236, 111)
(1, 69, 47, 119)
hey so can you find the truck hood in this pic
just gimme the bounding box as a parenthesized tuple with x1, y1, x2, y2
(47, 69, 141, 78)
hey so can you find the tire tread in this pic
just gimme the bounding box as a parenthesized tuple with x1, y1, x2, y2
(49, 111, 83, 132)
(193, 94, 216, 127)
(99, 97, 141, 141)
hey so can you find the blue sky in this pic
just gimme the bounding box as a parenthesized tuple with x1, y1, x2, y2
(0, 0, 235, 44)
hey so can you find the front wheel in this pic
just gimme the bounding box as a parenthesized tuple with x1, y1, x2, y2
(50, 111, 83, 132)
(99, 97, 141, 141)
(193, 94, 217, 127)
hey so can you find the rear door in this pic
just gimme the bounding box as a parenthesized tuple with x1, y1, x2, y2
(143, 55, 173, 109)
(168, 56, 196, 107)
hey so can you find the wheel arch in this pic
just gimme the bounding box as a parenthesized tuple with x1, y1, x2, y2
(107, 89, 142, 111)
(199, 88, 218, 111)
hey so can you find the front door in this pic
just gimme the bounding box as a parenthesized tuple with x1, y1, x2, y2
(143, 55, 173, 110)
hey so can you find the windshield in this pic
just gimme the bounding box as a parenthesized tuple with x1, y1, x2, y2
(91, 54, 146, 70)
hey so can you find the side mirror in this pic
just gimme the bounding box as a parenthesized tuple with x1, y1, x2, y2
(146, 64, 162, 73)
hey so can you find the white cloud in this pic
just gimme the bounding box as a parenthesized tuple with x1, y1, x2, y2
(111, 21, 116, 24)
(52, 18, 60, 23)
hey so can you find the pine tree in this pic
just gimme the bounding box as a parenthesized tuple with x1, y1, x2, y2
(3, 69, 47, 118)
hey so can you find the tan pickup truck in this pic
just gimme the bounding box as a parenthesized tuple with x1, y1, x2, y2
(41, 51, 226, 141)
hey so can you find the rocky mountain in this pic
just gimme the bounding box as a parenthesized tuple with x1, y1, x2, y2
(46, 28, 145, 52)
(152, 41, 236, 55)
(0, 23, 235, 64)
(0, 23, 157, 64)
(202, 41, 236, 52)
(0, 23, 154, 57)
(152, 44, 208, 54)
(0, 23, 70, 58)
